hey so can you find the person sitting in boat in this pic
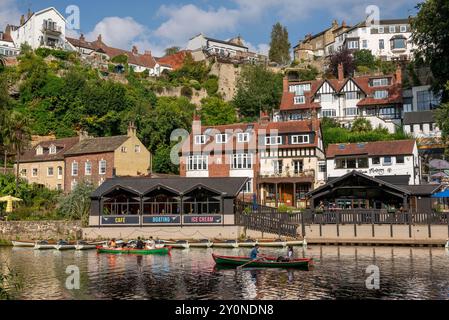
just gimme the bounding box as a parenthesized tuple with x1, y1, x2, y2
(277, 246, 294, 262)
(250, 244, 264, 260)
(109, 238, 117, 248)
(146, 236, 155, 249)
(136, 237, 145, 250)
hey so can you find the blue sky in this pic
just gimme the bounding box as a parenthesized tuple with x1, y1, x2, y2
(1, 0, 420, 56)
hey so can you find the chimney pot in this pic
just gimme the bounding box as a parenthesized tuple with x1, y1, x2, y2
(20, 15, 25, 26)
(132, 46, 138, 54)
(337, 63, 344, 81)
(127, 122, 137, 137)
(283, 77, 289, 92)
(97, 34, 102, 42)
(80, 33, 85, 41)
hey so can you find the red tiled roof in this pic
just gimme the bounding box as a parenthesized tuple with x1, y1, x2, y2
(19, 137, 80, 163)
(156, 50, 191, 70)
(0, 32, 14, 43)
(326, 140, 416, 158)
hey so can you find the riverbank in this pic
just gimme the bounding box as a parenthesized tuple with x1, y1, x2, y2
(0, 220, 82, 242)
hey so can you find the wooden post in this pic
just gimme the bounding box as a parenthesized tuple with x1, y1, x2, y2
(336, 210, 340, 237)
(293, 183, 296, 209)
(301, 209, 305, 238)
(428, 211, 432, 238)
(353, 210, 357, 237)
(371, 210, 375, 238)
(275, 183, 278, 207)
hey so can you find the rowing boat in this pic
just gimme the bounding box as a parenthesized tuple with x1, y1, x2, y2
(212, 240, 239, 248)
(164, 240, 190, 249)
(286, 240, 306, 246)
(238, 240, 257, 248)
(34, 241, 56, 250)
(96, 246, 171, 255)
(257, 240, 287, 247)
(54, 244, 76, 250)
(75, 241, 98, 250)
(189, 239, 213, 248)
(12, 241, 35, 247)
(212, 254, 313, 269)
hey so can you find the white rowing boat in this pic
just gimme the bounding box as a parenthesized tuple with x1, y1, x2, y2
(164, 240, 190, 249)
(34, 241, 55, 250)
(213, 240, 239, 248)
(258, 240, 287, 247)
(238, 240, 258, 248)
(286, 240, 307, 246)
(54, 244, 76, 250)
(75, 241, 98, 250)
(12, 241, 35, 247)
(189, 239, 213, 248)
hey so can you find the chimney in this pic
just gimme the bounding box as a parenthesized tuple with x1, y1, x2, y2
(127, 122, 137, 137)
(337, 63, 344, 81)
(144, 50, 152, 56)
(259, 110, 270, 124)
(20, 15, 25, 26)
(332, 20, 338, 28)
(341, 20, 347, 27)
(27, 8, 32, 20)
(283, 76, 289, 92)
(395, 64, 402, 85)
(78, 130, 89, 141)
(132, 45, 138, 55)
(79, 33, 85, 41)
(97, 34, 102, 42)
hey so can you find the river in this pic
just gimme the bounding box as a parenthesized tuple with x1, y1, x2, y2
(1, 246, 448, 300)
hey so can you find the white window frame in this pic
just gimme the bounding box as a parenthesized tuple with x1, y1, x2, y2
(344, 107, 359, 116)
(383, 156, 392, 166)
(49, 145, 57, 155)
(47, 167, 54, 177)
(187, 155, 208, 171)
(134, 145, 141, 153)
(241, 179, 252, 193)
(32, 168, 38, 177)
(265, 136, 282, 145)
(389, 26, 396, 33)
(231, 153, 253, 170)
(400, 25, 407, 32)
(194, 135, 206, 145)
(291, 135, 309, 145)
(378, 26, 384, 34)
(215, 134, 228, 144)
(345, 91, 359, 100)
(20, 168, 27, 177)
(374, 90, 389, 99)
(347, 40, 358, 49)
(99, 160, 107, 175)
(237, 132, 250, 143)
(294, 95, 305, 105)
(85, 161, 92, 176)
(362, 40, 368, 48)
(372, 78, 389, 87)
(71, 162, 78, 176)
(57, 166, 63, 179)
(121, 146, 127, 153)
(36, 146, 43, 156)
(322, 109, 336, 118)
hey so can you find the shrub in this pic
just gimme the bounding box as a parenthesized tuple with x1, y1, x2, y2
(203, 76, 219, 96)
(57, 180, 96, 226)
(181, 86, 193, 98)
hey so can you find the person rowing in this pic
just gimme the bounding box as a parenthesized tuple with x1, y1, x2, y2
(249, 244, 265, 261)
(135, 237, 145, 250)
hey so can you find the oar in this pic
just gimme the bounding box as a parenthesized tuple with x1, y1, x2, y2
(237, 255, 266, 270)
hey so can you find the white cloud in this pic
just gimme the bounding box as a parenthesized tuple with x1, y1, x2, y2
(0, 0, 21, 30)
(244, 41, 270, 56)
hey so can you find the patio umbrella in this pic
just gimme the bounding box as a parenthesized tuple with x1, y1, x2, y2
(429, 159, 449, 170)
(431, 172, 449, 178)
(431, 190, 449, 198)
(0, 195, 23, 213)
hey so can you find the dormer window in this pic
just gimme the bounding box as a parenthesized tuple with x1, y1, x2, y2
(36, 146, 43, 155)
(371, 78, 389, 87)
(294, 96, 305, 104)
(49, 145, 57, 155)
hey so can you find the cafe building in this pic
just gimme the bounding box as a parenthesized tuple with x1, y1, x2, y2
(89, 176, 248, 227)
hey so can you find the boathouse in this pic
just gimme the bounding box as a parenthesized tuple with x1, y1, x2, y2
(306, 171, 442, 213)
(89, 176, 248, 227)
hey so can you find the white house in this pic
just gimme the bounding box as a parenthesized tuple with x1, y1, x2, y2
(0, 30, 19, 57)
(187, 33, 249, 57)
(326, 140, 421, 185)
(403, 111, 441, 139)
(326, 19, 415, 61)
(10, 7, 69, 50)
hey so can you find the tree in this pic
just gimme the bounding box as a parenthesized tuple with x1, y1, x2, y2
(269, 23, 291, 65)
(7, 112, 31, 188)
(200, 97, 237, 126)
(434, 82, 449, 141)
(328, 49, 355, 78)
(353, 49, 376, 70)
(297, 65, 320, 81)
(233, 65, 283, 118)
(57, 180, 96, 226)
(351, 118, 373, 133)
(164, 46, 180, 56)
(411, 0, 449, 100)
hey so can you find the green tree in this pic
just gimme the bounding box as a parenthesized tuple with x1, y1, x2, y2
(354, 49, 376, 70)
(7, 112, 31, 188)
(57, 180, 95, 226)
(200, 97, 237, 126)
(152, 144, 179, 174)
(269, 22, 291, 65)
(351, 118, 373, 133)
(411, 0, 449, 100)
(164, 46, 180, 56)
(434, 82, 449, 141)
(328, 49, 355, 78)
(233, 65, 283, 118)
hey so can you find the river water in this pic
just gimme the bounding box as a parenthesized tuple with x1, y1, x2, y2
(1, 246, 449, 300)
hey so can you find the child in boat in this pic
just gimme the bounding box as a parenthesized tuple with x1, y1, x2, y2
(277, 246, 294, 262)
(109, 238, 117, 248)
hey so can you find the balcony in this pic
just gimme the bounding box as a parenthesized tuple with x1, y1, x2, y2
(258, 169, 315, 184)
(42, 23, 62, 36)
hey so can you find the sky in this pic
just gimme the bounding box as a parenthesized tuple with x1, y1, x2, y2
(0, 0, 420, 57)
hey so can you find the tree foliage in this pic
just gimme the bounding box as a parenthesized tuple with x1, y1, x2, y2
(200, 97, 237, 126)
(328, 49, 355, 78)
(164, 46, 180, 56)
(233, 65, 283, 118)
(411, 0, 449, 100)
(269, 22, 291, 65)
(434, 82, 449, 141)
(354, 49, 376, 70)
(57, 180, 96, 226)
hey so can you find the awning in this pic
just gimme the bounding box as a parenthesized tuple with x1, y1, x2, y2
(429, 159, 449, 170)
(431, 190, 449, 198)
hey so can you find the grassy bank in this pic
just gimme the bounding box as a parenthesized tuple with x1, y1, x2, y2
(0, 239, 13, 246)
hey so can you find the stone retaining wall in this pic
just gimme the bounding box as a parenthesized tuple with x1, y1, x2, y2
(0, 221, 83, 241)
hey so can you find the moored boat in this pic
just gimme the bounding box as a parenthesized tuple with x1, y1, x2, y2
(238, 239, 258, 248)
(96, 246, 171, 255)
(257, 239, 287, 247)
(212, 254, 313, 269)
(55, 244, 76, 250)
(75, 241, 98, 250)
(212, 240, 239, 248)
(189, 239, 213, 248)
(164, 240, 190, 249)
(34, 241, 56, 250)
(286, 240, 306, 246)
(12, 241, 35, 247)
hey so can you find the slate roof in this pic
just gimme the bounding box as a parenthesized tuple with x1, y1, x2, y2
(91, 176, 249, 198)
(403, 111, 436, 125)
(326, 140, 416, 158)
(64, 136, 129, 156)
(19, 137, 79, 163)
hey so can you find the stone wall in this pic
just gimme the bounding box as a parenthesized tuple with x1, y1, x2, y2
(0, 221, 83, 241)
(155, 87, 208, 105)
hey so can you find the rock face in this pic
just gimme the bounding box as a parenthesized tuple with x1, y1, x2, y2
(209, 62, 241, 102)
(0, 221, 83, 241)
(155, 87, 208, 105)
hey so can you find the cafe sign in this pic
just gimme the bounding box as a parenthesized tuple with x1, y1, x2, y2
(183, 215, 223, 225)
(101, 216, 140, 225)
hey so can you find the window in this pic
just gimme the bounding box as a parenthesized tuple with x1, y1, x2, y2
(419, 124, 424, 132)
(371, 78, 389, 87)
(20, 169, 27, 177)
(265, 136, 282, 145)
(194, 135, 206, 145)
(289, 84, 311, 95)
(231, 154, 253, 170)
(135, 145, 141, 153)
(345, 92, 359, 100)
(417, 90, 440, 111)
(322, 109, 336, 117)
(396, 155, 405, 164)
(121, 146, 127, 153)
(379, 39, 385, 49)
(336, 159, 346, 169)
(85, 161, 92, 176)
(57, 166, 63, 178)
(362, 40, 368, 48)
(187, 155, 208, 171)
(346, 158, 357, 169)
(400, 25, 407, 32)
(344, 108, 359, 116)
(57, 184, 62, 191)
(336, 157, 368, 169)
(410, 125, 414, 133)
(36, 146, 43, 156)
(320, 94, 333, 103)
(403, 103, 412, 113)
(273, 160, 283, 174)
(357, 158, 368, 168)
(374, 90, 388, 99)
(241, 179, 252, 193)
(378, 27, 384, 33)
(291, 135, 309, 144)
(215, 134, 228, 144)
(294, 95, 305, 104)
(319, 162, 326, 173)
(347, 40, 358, 49)
(389, 26, 396, 33)
(71, 162, 78, 176)
(49, 145, 57, 154)
(372, 157, 380, 165)
(32, 168, 38, 177)
(293, 160, 304, 174)
(99, 160, 107, 175)
(429, 123, 434, 131)
(383, 156, 392, 165)
(391, 38, 406, 49)
(47, 167, 54, 176)
(237, 132, 249, 143)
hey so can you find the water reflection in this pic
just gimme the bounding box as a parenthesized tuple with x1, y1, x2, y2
(0, 246, 448, 300)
